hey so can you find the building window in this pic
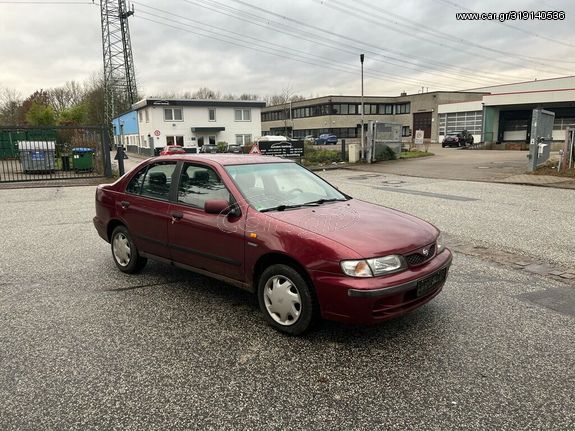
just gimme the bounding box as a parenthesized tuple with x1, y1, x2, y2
(166, 135, 184, 146)
(209, 136, 216, 145)
(402, 126, 411, 137)
(235, 109, 251, 121)
(395, 103, 410, 114)
(164, 108, 183, 121)
(236, 134, 252, 145)
(209, 108, 216, 122)
(378, 104, 393, 115)
(138, 111, 143, 122)
(145, 109, 149, 123)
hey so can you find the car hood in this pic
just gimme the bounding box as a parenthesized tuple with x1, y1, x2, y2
(264, 199, 438, 257)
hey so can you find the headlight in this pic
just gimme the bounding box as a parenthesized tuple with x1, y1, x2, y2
(367, 255, 405, 275)
(341, 255, 405, 277)
(436, 232, 445, 254)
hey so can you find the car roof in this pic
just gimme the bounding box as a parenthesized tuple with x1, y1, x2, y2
(150, 154, 295, 166)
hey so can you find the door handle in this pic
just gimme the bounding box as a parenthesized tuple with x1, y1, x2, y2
(120, 200, 130, 209)
(171, 211, 184, 222)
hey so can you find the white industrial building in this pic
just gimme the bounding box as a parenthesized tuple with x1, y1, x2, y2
(439, 76, 575, 149)
(112, 98, 266, 155)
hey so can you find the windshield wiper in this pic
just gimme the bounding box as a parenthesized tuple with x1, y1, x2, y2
(260, 198, 347, 212)
(260, 203, 306, 212)
(302, 198, 347, 206)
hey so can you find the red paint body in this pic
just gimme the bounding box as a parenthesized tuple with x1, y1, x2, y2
(159, 145, 186, 155)
(94, 154, 452, 325)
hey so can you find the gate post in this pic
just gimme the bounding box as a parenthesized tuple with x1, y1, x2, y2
(102, 126, 113, 177)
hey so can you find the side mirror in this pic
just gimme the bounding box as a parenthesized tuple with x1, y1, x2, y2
(204, 199, 240, 217)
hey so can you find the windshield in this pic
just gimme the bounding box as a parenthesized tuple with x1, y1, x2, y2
(225, 162, 348, 212)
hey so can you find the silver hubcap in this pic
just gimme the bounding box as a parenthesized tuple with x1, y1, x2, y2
(263, 275, 302, 326)
(112, 233, 131, 267)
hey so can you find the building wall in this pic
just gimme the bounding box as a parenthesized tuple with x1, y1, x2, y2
(440, 78, 575, 147)
(112, 111, 139, 136)
(262, 92, 485, 143)
(135, 103, 263, 150)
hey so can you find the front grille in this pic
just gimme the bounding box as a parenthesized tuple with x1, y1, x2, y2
(404, 243, 436, 267)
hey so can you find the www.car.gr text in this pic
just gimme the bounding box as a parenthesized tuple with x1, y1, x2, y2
(455, 11, 565, 22)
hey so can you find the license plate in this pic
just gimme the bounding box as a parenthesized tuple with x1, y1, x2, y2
(416, 268, 447, 297)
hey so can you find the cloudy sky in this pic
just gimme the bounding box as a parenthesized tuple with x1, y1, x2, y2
(0, 0, 574, 100)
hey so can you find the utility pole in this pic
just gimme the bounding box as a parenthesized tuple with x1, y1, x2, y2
(100, 0, 138, 129)
(360, 54, 365, 161)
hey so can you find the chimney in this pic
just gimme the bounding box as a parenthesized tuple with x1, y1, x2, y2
(400, 91, 407, 96)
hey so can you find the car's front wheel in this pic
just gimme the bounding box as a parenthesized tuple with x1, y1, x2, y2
(111, 225, 147, 273)
(257, 264, 317, 335)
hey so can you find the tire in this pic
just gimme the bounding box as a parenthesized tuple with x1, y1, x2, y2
(257, 264, 317, 335)
(111, 225, 147, 274)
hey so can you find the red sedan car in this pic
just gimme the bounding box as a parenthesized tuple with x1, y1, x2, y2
(94, 155, 452, 335)
(159, 145, 186, 156)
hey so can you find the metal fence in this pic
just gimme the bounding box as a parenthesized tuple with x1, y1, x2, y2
(0, 126, 111, 183)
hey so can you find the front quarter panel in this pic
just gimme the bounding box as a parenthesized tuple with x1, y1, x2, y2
(242, 209, 362, 285)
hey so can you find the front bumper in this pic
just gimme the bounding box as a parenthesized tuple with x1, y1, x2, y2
(311, 250, 453, 324)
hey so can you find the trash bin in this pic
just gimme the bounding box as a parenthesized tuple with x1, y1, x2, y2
(72, 147, 94, 171)
(18, 141, 56, 173)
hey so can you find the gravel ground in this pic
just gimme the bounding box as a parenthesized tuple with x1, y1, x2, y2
(320, 169, 575, 268)
(0, 185, 574, 430)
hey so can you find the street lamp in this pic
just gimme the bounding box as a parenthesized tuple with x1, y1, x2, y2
(360, 54, 365, 161)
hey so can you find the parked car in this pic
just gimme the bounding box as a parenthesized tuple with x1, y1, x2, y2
(304, 135, 315, 144)
(94, 155, 452, 335)
(226, 143, 242, 154)
(442, 130, 474, 148)
(199, 144, 218, 153)
(159, 145, 186, 156)
(315, 134, 338, 145)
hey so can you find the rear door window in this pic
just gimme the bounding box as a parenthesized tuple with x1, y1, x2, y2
(126, 162, 177, 201)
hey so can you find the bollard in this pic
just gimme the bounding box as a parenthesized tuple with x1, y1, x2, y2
(116, 145, 126, 176)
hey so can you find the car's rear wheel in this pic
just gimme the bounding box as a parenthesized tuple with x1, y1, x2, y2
(111, 225, 147, 273)
(257, 264, 317, 335)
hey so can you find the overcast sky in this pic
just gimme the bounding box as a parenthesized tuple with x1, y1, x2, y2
(1, 0, 574, 100)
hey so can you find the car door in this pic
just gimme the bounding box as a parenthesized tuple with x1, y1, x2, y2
(168, 162, 245, 281)
(119, 161, 177, 259)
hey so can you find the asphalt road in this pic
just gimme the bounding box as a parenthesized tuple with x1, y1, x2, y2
(344, 144, 533, 182)
(0, 179, 574, 430)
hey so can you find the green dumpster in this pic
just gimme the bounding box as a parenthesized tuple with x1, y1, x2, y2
(72, 147, 94, 171)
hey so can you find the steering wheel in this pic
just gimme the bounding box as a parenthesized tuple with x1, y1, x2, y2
(286, 188, 304, 197)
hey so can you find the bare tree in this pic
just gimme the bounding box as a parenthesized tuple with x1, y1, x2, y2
(0, 88, 23, 125)
(192, 87, 220, 99)
(48, 81, 85, 113)
(265, 86, 304, 137)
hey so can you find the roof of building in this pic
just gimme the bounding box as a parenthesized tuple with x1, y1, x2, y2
(132, 98, 266, 110)
(263, 91, 487, 110)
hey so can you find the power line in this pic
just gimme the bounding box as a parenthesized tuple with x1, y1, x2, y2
(0, 1, 93, 4)
(134, 10, 444, 89)
(136, 2, 496, 88)
(433, 0, 575, 51)
(323, 0, 575, 74)
(210, 0, 545, 83)
(178, 0, 525, 87)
